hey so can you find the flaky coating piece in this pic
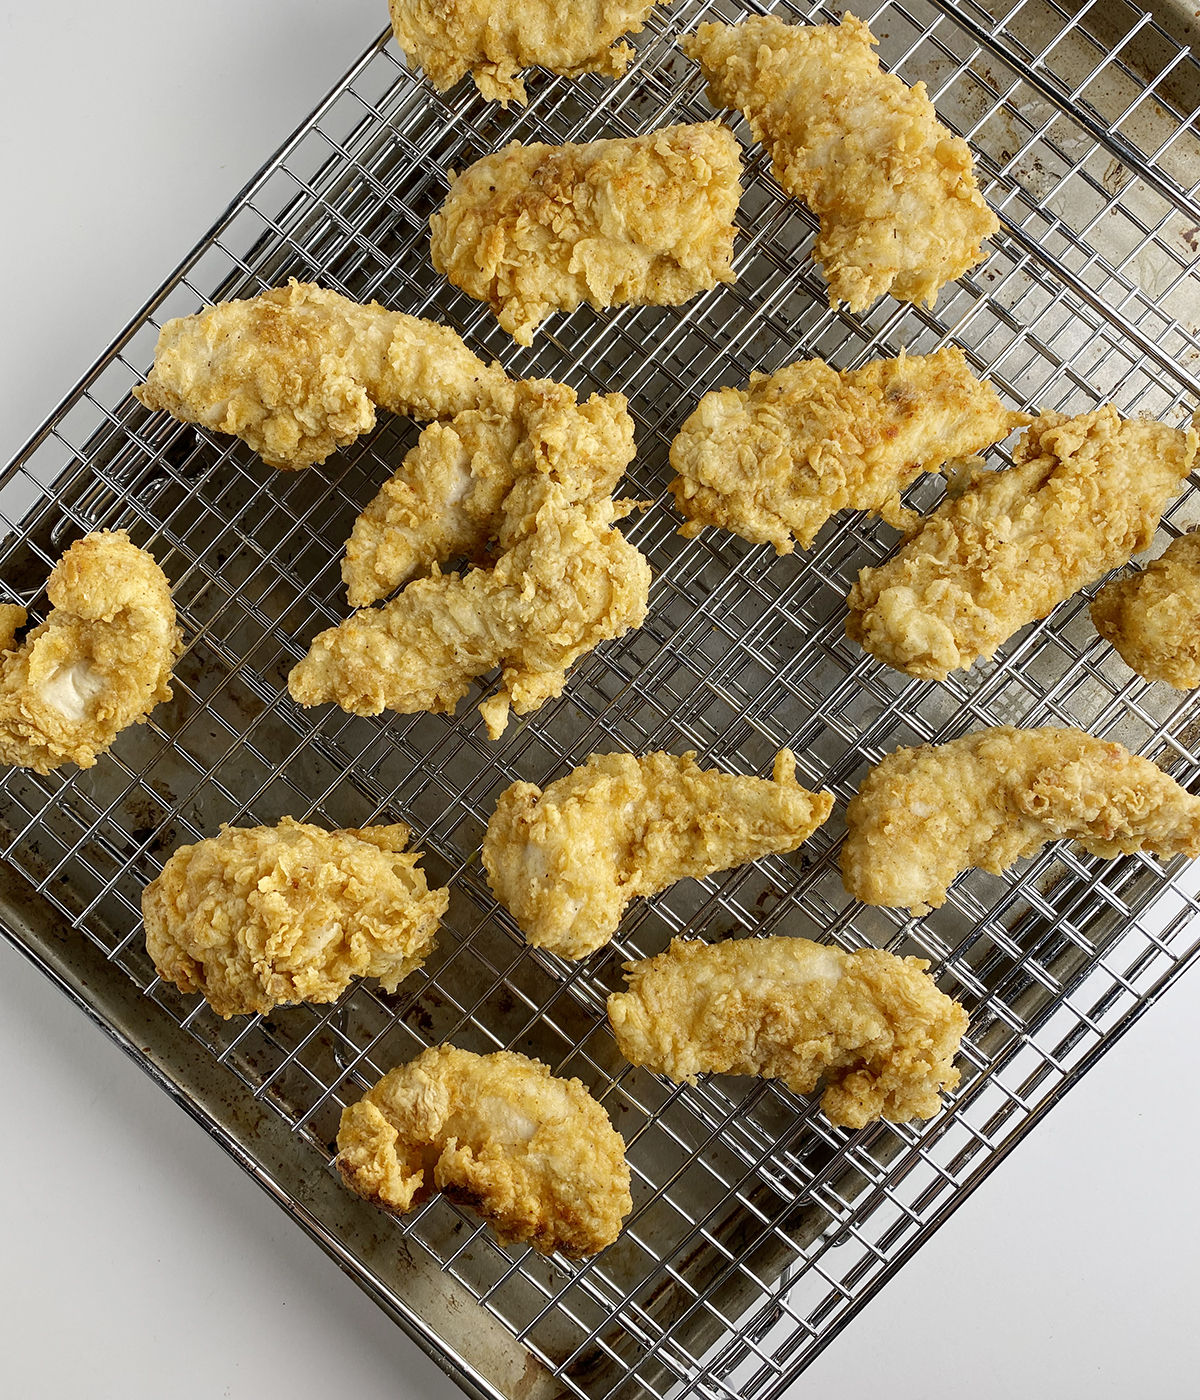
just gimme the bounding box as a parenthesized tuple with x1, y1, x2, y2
(142, 818, 448, 1018)
(388, 0, 663, 107)
(430, 121, 741, 346)
(1091, 533, 1200, 689)
(841, 725, 1200, 915)
(0, 530, 181, 774)
(670, 347, 1028, 553)
(134, 279, 507, 469)
(608, 936, 967, 1129)
(684, 15, 997, 312)
(483, 749, 833, 959)
(847, 406, 1199, 680)
(336, 1046, 632, 1256)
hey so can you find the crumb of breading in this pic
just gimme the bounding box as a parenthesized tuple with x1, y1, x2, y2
(669, 347, 1029, 553)
(846, 406, 1199, 680)
(0, 530, 181, 774)
(336, 1045, 632, 1256)
(142, 817, 448, 1018)
(1091, 532, 1200, 689)
(683, 14, 998, 312)
(483, 749, 833, 959)
(133, 279, 507, 469)
(430, 121, 742, 346)
(607, 936, 967, 1129)
(841, 725, 1200, 914)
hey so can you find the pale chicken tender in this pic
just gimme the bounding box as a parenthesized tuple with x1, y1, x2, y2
(336, 1046, 632, 1257)
(430, 121, 741, 346)
(483, 749, 833, 959)
(670, 347, 1028, 553)
(683, 14, 998, 312)
(1091, 532, 1200, 689)
(841, 725, 1200, 915)
(0, 530, 181, 774)
(142, 817, 448, 1018)
(608, 936, 968, 1129)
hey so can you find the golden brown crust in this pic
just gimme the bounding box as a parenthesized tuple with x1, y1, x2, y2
(1091, 532, 1200, 689)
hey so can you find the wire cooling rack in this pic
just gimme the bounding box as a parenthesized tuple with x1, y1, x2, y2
(2, 2, 1199, 1397)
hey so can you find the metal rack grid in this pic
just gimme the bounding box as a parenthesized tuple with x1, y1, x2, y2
(2, 2, 1199, 1397)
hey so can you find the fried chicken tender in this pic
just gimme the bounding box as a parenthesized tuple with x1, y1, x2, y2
(1090, 532, 1200, 689)
(607, 936, 967, 1129)
(669, 348, 1028, 553)
(483, 749, 833, 959)
(0, 530, 181, 774)
(847, 407, 1199, 680)
(430, 121, 742, 346)
(342, 379, 635, 607)
(841, 725, 1200, 915)
(133, 279, 507, 470)
(683, 15, 998, 312)
(142, 817, 448, 1018)
(336, 1046, 632, 1256)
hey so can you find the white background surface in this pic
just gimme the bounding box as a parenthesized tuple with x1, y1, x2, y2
(1, 3, 1199, 1396)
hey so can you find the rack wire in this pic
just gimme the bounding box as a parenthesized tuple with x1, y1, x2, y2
(1, 2, 1198, 1397)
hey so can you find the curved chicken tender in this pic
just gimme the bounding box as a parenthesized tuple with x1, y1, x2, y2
(142, 817, 448, 1018)
(683, 15, 998, 312)
(841, 725, 1200, 915)
(133, 279, 507, 469)
(430, 121, 741, 346)
(483, 749, 833, 959)
(0, 530, 181, 774)
(608, 936, 967, 1129)
(670, 348, 1028, 553)
(1091, 532, 1200, 689)
(336, 1046, 632, 1256)
(846, 407, 1199, 680)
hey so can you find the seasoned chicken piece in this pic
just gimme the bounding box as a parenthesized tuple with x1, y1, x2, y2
(847, 407, 1199, 680)
(336, 1046, 632, 1256)
(0, 530, 181, 774)
(483, 749, 833, 959)
(134, 279, 507, 469)
(342, 379, 635, 607)
(143, 817, 448, 1018)
(1091, 532, 1200, 689)
(608, 936, 967, 1129)
(683, 14, 998, 312)
(430, 121, 741, 346)
(388, 0, 663, 107)
(670, 347, 1028, 553)
(841, 725, 1200, 915)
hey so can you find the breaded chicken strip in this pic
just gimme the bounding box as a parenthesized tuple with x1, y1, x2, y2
(608, 936, 967, 1129)
(430, 121, 741, 346)
(483, 749, 833, 959)
(134, 279, 507, 469)
(841, 725, 1200, 915)
(847, 407, 1199, 680)
(1091, 532, 1200, 689)
(388, 0, 663, 107)
(143, 817, 448, 1018)
(683, 15, 998, 312)
(342, 379, 635, 607)
(670, 348, 1028, 553)
(0, 530, 181, 774)
(336, 1046, 631, 1256)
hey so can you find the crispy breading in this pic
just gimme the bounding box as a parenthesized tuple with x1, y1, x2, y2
(483, 749, 833, 959)
(336, 1045, 632, 1257)
(669, 347, 1028, 553)
(0, 530, 181, 774)
(133, 279, 507, 469)
(142, 817, 448, 1018)
(841, 725, 1200, 915)
(1091, 532, 1200, 689)
(683, 14, 998, 312)
(430, 121, 741, 346)
(846, 406, 1199, 680)
(607, 936, 967, 1129)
